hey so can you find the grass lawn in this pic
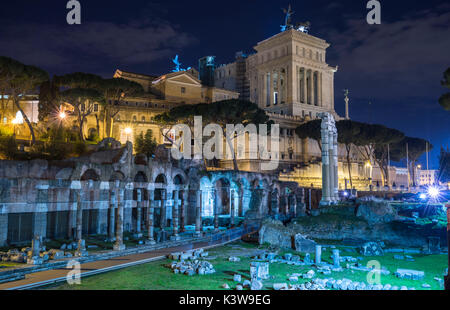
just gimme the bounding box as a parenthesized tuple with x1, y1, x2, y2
(45, 240, 447, 290)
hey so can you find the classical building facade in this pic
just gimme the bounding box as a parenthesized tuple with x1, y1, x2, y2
(1, 24, 379, 191)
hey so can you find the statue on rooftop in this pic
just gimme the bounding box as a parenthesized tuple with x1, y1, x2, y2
(171, 55, 191, 72)
(280, 4, 294, 32)
(280, 4, 311, 33)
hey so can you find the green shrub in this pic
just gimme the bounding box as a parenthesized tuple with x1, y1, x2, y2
(0, 136, 19, 159)
(74, 141, 87, 156)
(134, 129, 157, 158)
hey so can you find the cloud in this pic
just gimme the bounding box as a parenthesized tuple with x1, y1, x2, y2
(0, 18, 198, 74)
(324, 6, 450, 100)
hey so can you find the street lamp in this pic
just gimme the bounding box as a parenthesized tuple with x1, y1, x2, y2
(124, 127, 132, 141)
(59, 111, 67, 120)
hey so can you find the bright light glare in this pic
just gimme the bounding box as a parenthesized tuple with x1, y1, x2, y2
(59, 112, 66, 119)
(343, 191, 348, 197)
(124, 127, 132, 134)
(419, 193, 427, 199)
(427, 187, 440, 199)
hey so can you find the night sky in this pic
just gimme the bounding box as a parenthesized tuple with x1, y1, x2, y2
(0, 0, 449, 168)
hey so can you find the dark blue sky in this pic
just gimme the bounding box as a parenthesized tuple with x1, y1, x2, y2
(0, 0, 449, 168)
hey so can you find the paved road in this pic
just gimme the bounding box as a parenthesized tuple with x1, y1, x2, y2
(0, 235, 244, 290)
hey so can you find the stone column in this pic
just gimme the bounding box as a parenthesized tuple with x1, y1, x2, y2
(306, 69, 311, 105)
(195, 190, 202, 236)
(332, 131, 339, 201)
(171, 190, 179, 240)
(238, 187, 244, 217)
(308, 188, 312, 211)
(271, 190, 279, 216)
(213, 189, 219, 232)
(230, 189, 235, 227)
(311, 71, 316, 106)
(108, 190, 116, 241)
(332, 249, 340, 268)
(75, 190, 83, 242)
(114, 186, 125, 251)
(284, 194, 289, 215)
(302, 68, 307, 104)
(160, 190, 166, 231)
(328, 130, 335, 203)
(74, 188, 87, 257)
(292, 195, 297, 218)
(319, 72, 323, 107)
(34, 184, 49, 239)
(320, 115, 331, 206)
(146, 190, 155, 244)
(180, 190, 186, 233)
(0, 213, 8, 247)
(136, 189, 142, 235)
(315, 245, 322, 265)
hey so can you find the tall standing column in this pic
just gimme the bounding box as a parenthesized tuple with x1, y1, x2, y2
(136, 189, 142, 235)
(311, 71, 316, 106)
(292, 195, 297, 218)
(302, 68, 307, 104)
(333, 131, 339, 201)
(195, 190, 202, 236)
(108, 190, 116, 241)
(328, 130, 335, 203)
(160, 190, 166, 231)
(320, 119, 331, 205)
(146, 190, 155, 244)
(75, 190, 83, 242)
(238, 187, 244, 217)
(230, 189, 235, 227)
(180, 190, 186, 233)
(171, 190, 180, 240)
(114, 185, 125, 251)
(74, 188, 87, 256)
(213, 189, 219, 232)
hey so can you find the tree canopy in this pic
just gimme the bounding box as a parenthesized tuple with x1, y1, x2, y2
(295, 119, 322, 148)
(438, 67, 450, 111)
(0, 56, 49, 144)
(154, 99, 272, 170)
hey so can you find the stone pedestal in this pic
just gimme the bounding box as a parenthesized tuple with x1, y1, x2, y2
(75, 239, 88, 257)
(315, 245, 322, 265)
(332, 249, 340, 268)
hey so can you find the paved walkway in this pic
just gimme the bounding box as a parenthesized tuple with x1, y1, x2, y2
(0, 231, 251, 290)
